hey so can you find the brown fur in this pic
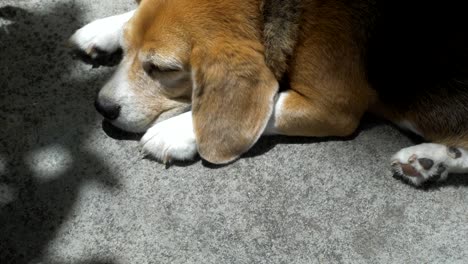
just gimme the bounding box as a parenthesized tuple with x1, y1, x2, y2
(128, 0, 277, 163)
(125, 0, 468, 163)
(271, 0, 377, 137)
(192, 42, 278, 163)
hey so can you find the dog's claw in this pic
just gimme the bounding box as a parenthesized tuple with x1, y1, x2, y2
(85, 46, 95, 57)
(162, 154, 172, 167)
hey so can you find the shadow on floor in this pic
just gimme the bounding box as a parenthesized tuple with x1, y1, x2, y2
(0, 4, 121, 264)
(206, 114, 468, 189)
(393, 172, 468, 190)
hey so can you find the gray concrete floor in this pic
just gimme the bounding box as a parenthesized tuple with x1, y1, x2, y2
(1, 1, 467, 263)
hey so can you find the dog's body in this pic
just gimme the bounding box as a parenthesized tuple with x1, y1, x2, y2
(70, 0, 468, 186)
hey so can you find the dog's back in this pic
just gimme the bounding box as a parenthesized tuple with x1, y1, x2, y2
(366, 0, 468, 144)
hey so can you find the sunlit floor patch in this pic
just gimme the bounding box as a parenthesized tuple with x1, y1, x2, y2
(0, 184, 16, 206)
(0, 17, 14, 35)
(25, 145, 73, 181)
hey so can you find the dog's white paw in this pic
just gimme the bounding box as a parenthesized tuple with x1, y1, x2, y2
(69, 11, 134, 66)
(390, 143, 464, 186)
(140, 112, 197, 164)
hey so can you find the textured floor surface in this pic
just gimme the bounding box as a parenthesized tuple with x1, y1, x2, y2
(1, 1, 467, 263)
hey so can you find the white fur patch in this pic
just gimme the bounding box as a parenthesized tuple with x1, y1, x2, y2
(141, 111, 197, 162)
(264, 91, 287, 135)
(70, 10, 135, 54)
(391, 143, 468, 185)
(25, 145, 73, 181)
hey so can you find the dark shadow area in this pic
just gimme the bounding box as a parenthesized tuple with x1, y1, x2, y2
(426, 172, 468, 189)
(143, 154, 200, 168)
(101, 120, 142, 141)
(393, 172, 468, 191)
(74, 258, 120, 264)
(244, 113, 425, 160)
(72, 46, 123, 68)
(201, 114, 380, 169)
(0, 4, 122, 264)
(198, 113, 425, 169)
(244, 133, 356, 160)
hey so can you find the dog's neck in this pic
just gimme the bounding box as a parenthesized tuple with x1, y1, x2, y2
(262, 0, 303, 80)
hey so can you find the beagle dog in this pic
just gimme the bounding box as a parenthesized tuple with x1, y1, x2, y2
(70, 0, 468, 186)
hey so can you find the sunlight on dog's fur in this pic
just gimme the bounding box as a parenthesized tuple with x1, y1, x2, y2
(70, 0, 468, 186)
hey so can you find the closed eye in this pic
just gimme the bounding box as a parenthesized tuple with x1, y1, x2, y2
(143, 61, 181, 76)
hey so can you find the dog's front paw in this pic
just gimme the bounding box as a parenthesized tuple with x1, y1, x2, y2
(140, 112, 197, 164)
(390, 143, 453, 186)
(69, 12, 134, 67)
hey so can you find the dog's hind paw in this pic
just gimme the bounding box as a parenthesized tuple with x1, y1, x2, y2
(390, 143, 456, 186)
(140, 112, 198, 165)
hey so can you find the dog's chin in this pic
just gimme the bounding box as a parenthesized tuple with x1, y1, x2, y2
(107, 115, 157, 133)
(101, 120, 144, 140)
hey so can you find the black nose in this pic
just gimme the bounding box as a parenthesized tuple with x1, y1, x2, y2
(95, 98, 121, 120)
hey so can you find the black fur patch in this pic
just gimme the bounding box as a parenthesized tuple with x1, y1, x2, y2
(436, 164, 447, 175)
(262, 0, 302, 79)
(367, 1, 468, 140)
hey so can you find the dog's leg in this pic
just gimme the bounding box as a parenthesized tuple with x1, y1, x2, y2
(140, 71, 368, 164)
(390, 144, 468, 186)
(69, 10, 135, 67)
(263, 1, 375, 138)
(264, 89, 364, 137)
(139, 86, 365, 164)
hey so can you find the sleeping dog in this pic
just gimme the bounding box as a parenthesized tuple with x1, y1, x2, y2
(70, 0, 468, 186)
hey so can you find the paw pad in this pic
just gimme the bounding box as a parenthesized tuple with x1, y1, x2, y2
(399, 163, 421, 177)
(418, 158, 434, 170)
(390, 143, 454, 186)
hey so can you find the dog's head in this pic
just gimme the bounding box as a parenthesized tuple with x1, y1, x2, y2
(97, 0, 278, 163)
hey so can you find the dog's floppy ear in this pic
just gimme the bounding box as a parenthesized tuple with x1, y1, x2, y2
(191, 41, 279, 164)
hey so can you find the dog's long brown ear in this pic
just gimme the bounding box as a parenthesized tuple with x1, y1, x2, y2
(191, 42, 279, 164)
